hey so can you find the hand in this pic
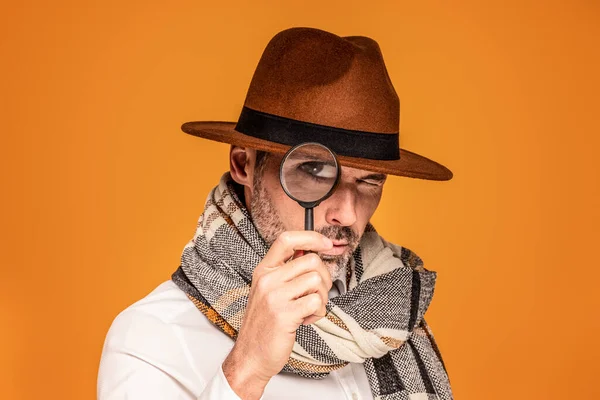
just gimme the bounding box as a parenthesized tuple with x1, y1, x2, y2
(222, 231, 334, 397)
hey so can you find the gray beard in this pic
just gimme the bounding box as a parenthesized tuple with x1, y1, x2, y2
(249, 169, 354, 282)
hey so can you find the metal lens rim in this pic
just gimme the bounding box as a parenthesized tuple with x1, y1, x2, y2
(279, 141, 341, 206)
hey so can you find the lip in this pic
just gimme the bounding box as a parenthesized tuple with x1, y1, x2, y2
(331, 240, 348, 246)
(321, 244, 348, 256)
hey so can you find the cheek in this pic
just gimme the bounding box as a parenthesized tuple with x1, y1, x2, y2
(265, 177, 307, 230)
(356, 189, 383, 221)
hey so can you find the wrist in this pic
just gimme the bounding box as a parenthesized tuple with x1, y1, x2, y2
(222, 345, 270, 400)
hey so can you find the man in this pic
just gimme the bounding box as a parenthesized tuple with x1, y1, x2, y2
(98, 27, 454, 399)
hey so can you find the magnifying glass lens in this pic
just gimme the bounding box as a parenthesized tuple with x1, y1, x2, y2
(281, 144, 339, 203)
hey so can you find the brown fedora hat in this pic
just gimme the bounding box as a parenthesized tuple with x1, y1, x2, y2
(182, 27, 453, 181)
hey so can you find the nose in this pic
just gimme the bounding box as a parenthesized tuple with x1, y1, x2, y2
(323, 183, 357, 227)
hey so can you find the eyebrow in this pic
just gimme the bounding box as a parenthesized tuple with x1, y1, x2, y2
(287, 153, 332, 162)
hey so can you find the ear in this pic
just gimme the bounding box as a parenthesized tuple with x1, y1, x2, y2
(229, 145, 256, 188)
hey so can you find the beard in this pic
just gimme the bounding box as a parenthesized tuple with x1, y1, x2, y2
(249, 161, 360, 281)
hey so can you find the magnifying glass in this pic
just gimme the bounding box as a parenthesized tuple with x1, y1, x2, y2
(279, 142, 341, 231)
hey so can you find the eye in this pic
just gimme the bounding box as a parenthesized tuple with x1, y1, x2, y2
(298, 162, 337, 179)
(359, 178, 385, 187)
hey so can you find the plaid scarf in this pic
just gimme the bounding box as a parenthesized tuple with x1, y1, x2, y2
(172, 172, 453, 399)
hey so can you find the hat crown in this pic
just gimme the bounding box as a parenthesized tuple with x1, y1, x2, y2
(243, 27, 400, 134)
(180, 27, 453, 181)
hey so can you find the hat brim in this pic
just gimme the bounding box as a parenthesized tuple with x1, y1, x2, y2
(182, 121, 453, 181)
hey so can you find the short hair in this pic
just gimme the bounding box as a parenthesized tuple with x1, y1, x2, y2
(255, 149, 270, 171)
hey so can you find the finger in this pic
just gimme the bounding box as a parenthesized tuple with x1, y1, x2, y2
(302, 313, 326, 326)
(284, 249, 304, 264)
(274, 252, 332, 289)
(261, 231, 333, 269)
(291, 249, 305, 261)
(283, 271, 330, 309)
(291, 293, 325, 321)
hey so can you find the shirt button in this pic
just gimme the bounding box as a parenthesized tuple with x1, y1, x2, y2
(352, 393, 359, 400)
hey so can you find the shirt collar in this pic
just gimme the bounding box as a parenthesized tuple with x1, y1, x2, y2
(334, 276, 347, 294)
(328, 275, 348, 299)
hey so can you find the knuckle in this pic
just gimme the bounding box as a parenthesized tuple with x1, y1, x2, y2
(323, 272, 333, 286)
(254, 273, 272, 291)
(308, 294, 322, 312)
(277, 231, 292, 247)
(251, 265, 262, 280)
(307, 271, 322, 285)
(306, 253, 321, 266)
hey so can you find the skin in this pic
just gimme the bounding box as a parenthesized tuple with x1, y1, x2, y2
(223, 145, 387, 399)
(234, 146, 387, 281)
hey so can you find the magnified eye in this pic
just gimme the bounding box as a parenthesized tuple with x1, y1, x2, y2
(298, 161, 337, 179)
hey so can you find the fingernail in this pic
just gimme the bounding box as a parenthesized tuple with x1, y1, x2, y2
(323, 237, 333, 247)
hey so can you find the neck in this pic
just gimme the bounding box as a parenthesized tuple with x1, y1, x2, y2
(231, 181, 249, 210)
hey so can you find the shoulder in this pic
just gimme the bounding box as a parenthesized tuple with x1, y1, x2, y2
(116, 279, 196, 324)
(101, 280, 213, 356)
(98, 280, 219, 397)
(108, 280, 194, 328)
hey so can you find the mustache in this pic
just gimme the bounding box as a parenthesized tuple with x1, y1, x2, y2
(317, 225, 360, 246)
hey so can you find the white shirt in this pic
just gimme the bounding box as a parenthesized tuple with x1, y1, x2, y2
(98, 277, 375, 400)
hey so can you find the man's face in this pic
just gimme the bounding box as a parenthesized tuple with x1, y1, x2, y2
(249, 151, 386, 281)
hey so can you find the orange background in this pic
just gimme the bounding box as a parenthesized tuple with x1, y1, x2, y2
(1, 1, 599, 399)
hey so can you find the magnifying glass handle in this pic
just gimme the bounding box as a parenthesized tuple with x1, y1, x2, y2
(291, 208, 316, 259)
(301, 208, 315, 257)
(304, 207, 314, 231)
